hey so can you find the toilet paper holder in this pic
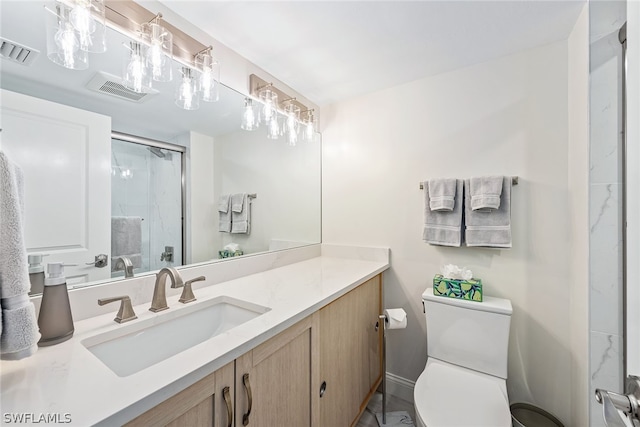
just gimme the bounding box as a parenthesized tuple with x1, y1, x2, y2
(377, 309, 407, 426)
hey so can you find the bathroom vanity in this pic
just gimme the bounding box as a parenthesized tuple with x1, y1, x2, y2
(0, 245, 387, 426)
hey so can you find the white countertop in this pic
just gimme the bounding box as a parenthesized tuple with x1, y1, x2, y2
(0, 252, 388, 426)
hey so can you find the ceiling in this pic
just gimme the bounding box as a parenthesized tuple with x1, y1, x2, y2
(159, 0, 586, 106)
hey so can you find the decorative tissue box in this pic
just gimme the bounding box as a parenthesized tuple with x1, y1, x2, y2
(218, 249, 244, 259)
(433, 274, 483, 302)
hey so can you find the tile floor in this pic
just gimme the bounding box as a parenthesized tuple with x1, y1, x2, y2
(355, 392, 416, 427)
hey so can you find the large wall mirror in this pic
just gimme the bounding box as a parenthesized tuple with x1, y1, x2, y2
(0, 1, 321, 294)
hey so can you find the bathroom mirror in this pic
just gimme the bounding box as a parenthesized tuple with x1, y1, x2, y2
(0, 1, 321, 293)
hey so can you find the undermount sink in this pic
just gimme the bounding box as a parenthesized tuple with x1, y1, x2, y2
(82, 296, 270, 377)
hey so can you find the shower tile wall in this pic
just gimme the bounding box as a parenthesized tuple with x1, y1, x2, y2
(112, 141, 152, 272)
(589, 1, 626, 426)
(111, 140, 183, 275)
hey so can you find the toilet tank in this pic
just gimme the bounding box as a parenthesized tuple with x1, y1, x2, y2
(423, 288, 512, 379)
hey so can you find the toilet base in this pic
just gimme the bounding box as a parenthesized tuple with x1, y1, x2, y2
(375, 411, 415, 426)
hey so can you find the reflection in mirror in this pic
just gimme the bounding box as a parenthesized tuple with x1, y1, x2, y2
(0, 1, 321, 295)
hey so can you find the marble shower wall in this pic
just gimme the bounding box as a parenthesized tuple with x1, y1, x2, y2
(111, 139, 183, 276)
(589, 1, 626, 426)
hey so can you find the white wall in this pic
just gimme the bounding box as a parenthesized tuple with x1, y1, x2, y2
(322, 41, 580, 424)
(189, 132, 217, 263)
(568, 6, 590, 427)
(213, 129, 321, 256)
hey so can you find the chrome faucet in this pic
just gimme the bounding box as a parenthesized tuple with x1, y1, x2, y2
(149, 267, 183, 312)
(114, 256, 134, 278)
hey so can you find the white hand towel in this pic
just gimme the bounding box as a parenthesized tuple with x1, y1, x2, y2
(218, 194, 231, 233)
(422, 179, 463, 246)
(470, 176, 504, 211)
(0, 151, 40, 360)
(464, 177, 512, 248)
(111, 217, 142, 270)
(428, 178, 457, 211)
(231, 193, 250, 234)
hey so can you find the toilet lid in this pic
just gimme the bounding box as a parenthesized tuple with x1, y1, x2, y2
(414, 359, 511, 427)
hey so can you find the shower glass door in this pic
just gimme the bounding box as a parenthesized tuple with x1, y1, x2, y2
(110, 136, 184, 277)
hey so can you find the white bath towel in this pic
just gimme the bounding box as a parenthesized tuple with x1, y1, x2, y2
(0, 151, 40, 359)
(464, 177, 512, 248)
(470, 175, 504, 211)
(428, 178, 457, 211)
(422, 179, 463, 246)
(111, 217, 142, 270)
(231, 193, 251, 234)
(218, 194, 231, 232)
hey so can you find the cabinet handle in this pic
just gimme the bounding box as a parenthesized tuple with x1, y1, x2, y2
(222, 386, 233, 427)
(242, 373, 253, 426)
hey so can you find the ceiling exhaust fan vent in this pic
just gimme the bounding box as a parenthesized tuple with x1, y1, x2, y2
(0, 37, 39, 66)
(86, 71, 157, 103)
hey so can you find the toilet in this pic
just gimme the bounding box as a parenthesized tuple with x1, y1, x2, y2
(414, 288, 513, 427)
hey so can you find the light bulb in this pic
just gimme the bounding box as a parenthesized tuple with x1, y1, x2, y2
(176, 67, 199, 110)
(127, 54, 144, 92)
(241, 98, 258, 131)
(70, 2, 95, 33)
(197, 51, 219, 102)
(267, 116, 280, 140)
(123, 42, 149, 93)
(305, 122, 314, 141)
(148, 42, 165, 80)
(55, 22, 79, 68)
(259, 89, 278, 124)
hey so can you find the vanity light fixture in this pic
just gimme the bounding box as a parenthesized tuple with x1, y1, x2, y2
(240, 98, 259, 131)
(141, 15, 172, 83)
(245, 74, 317, 144)
(195, 47, 220, 102)
(176, 67, 199, 110)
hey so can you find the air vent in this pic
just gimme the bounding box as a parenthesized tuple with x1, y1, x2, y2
(86, 71, 157, 103)
(0, 37, 39, 66)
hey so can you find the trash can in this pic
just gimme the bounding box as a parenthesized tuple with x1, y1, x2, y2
(510, 403, 564, 427)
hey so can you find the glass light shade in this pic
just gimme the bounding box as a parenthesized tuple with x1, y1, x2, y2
(284, 104, 301, 146)
(241, 98, 259, 131)
(302, 112, 317, 142)
(122, 41, 151, 93)
(142, 22, 173, 82)
(258, 89, 278, 125)
(45, 3, 89, 70)
(176, 67, 199, 110)
(196, 51, 220, 102)
(69, 0, 106, 53)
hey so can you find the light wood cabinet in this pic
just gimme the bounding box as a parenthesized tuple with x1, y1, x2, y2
(236, 313, 319, 427)
(319, 275, 382, 427)
(126, 274, 382, 427)
(125, 361, 235, 427)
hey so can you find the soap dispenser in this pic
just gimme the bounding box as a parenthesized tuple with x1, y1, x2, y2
(38, 262, 74, 346)
(28, 254, 47, 295)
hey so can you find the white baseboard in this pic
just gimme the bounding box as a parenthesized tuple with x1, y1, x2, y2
(385, 372, 415, 403)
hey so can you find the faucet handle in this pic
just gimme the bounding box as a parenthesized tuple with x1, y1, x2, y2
(179, 276, 206, 304)
(98, 295, 137, 323)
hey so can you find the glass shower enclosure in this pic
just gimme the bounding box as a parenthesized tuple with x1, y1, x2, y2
(110, 133, 184, 277)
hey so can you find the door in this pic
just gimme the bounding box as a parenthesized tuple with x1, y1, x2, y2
(596, 4, 640, 425)
(235, 314, 318, 427)
(0, 89, 112, 287)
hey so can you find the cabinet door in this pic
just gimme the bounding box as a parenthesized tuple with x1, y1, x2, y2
(319, 275, 382, 427)
(235, 314, 319, 427)
(125, 361, 235, 427)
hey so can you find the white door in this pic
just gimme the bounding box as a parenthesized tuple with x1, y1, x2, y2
(0, 89, 112, 287)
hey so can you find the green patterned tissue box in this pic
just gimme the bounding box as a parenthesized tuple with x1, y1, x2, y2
(433, 274, 483, 302)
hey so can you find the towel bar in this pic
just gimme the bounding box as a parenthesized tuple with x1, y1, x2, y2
(419, 176, 518, 190)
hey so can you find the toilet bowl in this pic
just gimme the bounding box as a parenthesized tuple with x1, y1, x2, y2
(414, 288, 513, 427)
(414, 359, 511, 427)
